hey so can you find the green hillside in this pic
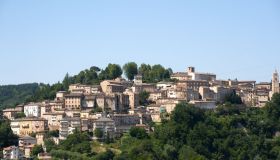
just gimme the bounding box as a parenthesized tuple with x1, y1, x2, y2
(0, 83, 39, 110)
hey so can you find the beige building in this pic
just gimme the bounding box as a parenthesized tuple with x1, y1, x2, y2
(124, 89, 139, 110)
(2, 106, 23, 120)
(167, 89, 187, 99)
(177, 80, 210, 91)
(210, 86, 233, 102)
(255, 91, 270, 107)
(56, 91, 67, 101)
(69, 84, 99, 95)
(65, 93, 84, 110)
(171, 67, 216, 81)
(42, 112, 65, 130)
(199, 87, 215, 100)
(11, 117, 48, 136)
(171, 72, 190, 81)
(256, 82, 271, 90)
(156, 81, 176, 90)
(101, 81, 124, 93)
(133, 83, 156, 93)
(149, 91, 164, 102)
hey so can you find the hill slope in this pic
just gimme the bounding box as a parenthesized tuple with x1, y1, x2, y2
(0, 83, 39, 109)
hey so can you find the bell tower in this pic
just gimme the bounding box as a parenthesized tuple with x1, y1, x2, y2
(272, 70, 280, 94)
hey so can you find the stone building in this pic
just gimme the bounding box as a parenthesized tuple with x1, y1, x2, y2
(171, 67, 216, 81)
(11, 117, 48, 136)
(42, 112, 65, 130)
(18, 136, 37, 150)
(59, 117, 81, 140)
(271, 70, 280, 96)
(64, 93, 84, 110)
(93, 117, 116, 139)
(2, 106, 23, 120)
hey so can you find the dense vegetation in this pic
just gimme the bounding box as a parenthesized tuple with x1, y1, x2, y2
(0, 119, 18, 157)
(38, 93, 280, 160)
(0, 83, 39, 109)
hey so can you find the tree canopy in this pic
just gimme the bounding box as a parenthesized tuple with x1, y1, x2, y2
(123, 62, 138, 81)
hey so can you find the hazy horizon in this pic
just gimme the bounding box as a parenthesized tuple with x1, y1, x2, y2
(0, 0, 279, 85)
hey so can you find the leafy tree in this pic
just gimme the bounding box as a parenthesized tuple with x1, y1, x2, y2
(46, 130, 59, 138)
(90, 66, 101, 72)
(123, 62, 138, 80)
(62, 73, 71, 90)
(163, 144, 178, 160)
(94, 150, 115, 160)
(14, 112, 26, 119)
(31, 145, 44, 156)
(138, 63, 172, 83)
(179, 145, 206, 160)
(44, 139, 56, 152)
(171, 103, 205, 129)
(59, 131, 91, 154)
(0, 83, 39, 109)
(139, 91, 150, 106)
(104, 63, 123, 80)
(129, 127, 148, 139)
(0, 120, 18, 148)
(91, 107, 103, 113)
(224, 90, 242, 104)
(94, 128, 104, 139)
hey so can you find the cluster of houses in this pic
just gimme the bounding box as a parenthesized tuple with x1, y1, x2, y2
(2, 66, 280, 159)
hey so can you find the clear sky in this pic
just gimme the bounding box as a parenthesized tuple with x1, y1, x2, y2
(0, 0, 279, 85)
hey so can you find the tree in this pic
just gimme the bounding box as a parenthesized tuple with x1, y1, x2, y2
(138, 63, 171, 83)
(90, 66, 101, 72)
(139, 91, 150, 106)
(31, 145, 44, 156)
(123, 62, 138, 80)
(92, 107, 103, 113)
(129, 127, 148, 139)
(265, 93, 280, 130)
(94, 128, 104, 139)
(223, 90, 242, 104)
(14, 112, 26, 119)
(171, 103, 205, 129)
(59, 131, 91, 154)
(46, 130, 59, 138)
(62, 73, 70, 90)
(95, 150, 115, 160)
(0, 120, 18, 148)
(179, 145, 206, 160)
(44, 139, 56, 152)
(106, 63, 123, 79)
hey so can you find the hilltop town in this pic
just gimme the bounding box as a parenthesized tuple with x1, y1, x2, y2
(1, 65, 280, 159)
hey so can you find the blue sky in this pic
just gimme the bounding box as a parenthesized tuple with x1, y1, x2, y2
(0, 0, 279, 85)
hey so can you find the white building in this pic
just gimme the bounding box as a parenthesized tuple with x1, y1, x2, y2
(59, 117, 81, 140)
(24, 103, 41, 117)
(3, 146, 22, 160)
(171, 66, 216, 82)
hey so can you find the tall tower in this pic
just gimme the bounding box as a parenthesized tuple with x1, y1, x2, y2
(272, 70, 280, 94)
